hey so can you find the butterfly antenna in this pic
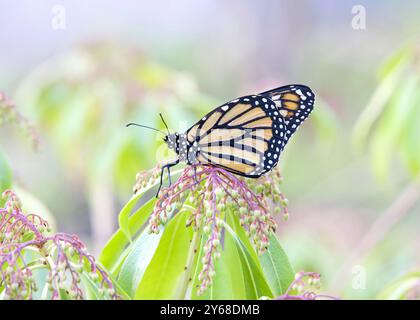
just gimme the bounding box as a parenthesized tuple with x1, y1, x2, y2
(159, 113, 170, 135)
(126, 123, 166, 135)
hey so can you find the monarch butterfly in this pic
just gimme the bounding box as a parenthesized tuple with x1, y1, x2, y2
(128, 84, 315, 195)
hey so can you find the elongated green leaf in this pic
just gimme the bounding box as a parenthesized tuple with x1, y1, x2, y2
(378, 272, 420, 300)
(117, 230, 162, 297)
(218, 213, 273, 299)
(0, 149, 12, 196)
(227, 210, 261, 267)
(190, 212, 274, 300)
(103, 269, 132, 300)
(80, 273, 102, 300)
(259, 232, 295, 296)
(118, 190, 152, 241)
(134, 211, 193, 299)
(100, 196, 156, 273)
(352, 60, 408, 151)
(370, 74, 418, 180)
(401, 94, 420, 176)
(188, 234, 206, 299)
(310, 99, 338, 144)
(118, 169, 183, 240)
(379, 43, 412, 80)
(190, 219, 248, 300)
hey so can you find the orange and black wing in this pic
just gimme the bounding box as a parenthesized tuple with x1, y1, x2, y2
(186, 95, 286, 177)
(259, 84, 315, 146)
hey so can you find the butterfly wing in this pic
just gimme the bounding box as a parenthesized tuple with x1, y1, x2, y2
(186, 95, 286, 177)
(259, 84, 315, 147)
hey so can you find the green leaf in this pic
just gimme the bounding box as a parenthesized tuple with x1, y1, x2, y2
(379, 43, 412, 80)
(118, 190, 151, 241)
(370, 74, 418, 180)
(100, 196, 156, 274)
(117, 230, 163, 297)
(134, 211, 193, 299)
(106, 270, 132, 300)
(400, 94, 420, 176)
(58, 289, 73, 300)
(226, 209, 260, 266)
(377, 271, 420, 299)
(310, 99, 338, 144)
(101, 169, 184, 276)
(118, 169, 183, 240)
(228, 234, 273, 298)
(259, 232, 295, 296)
(80, 273, 102, 300)
(190, 218, 249, 300)
(194, 212, 273, 299)
(352, 60, 408, 151)
(0, 149, 12, 196)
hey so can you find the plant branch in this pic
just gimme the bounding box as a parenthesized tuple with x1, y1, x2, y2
(180, 230, 199, 299)
(330, 177, 420, 293)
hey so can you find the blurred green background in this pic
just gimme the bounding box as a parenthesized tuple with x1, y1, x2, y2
(1, 0, 420, 299)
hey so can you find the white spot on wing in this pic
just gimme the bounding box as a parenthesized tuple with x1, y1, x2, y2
(296, 89, 307, 100)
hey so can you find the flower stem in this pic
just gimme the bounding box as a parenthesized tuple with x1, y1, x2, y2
(330, 177, 420, 293)
(180, 228, 200, 299)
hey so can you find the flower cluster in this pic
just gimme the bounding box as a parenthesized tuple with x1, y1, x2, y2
(0, 91, 39, 150)
(132, 164, 163, 194)
(0, 190, 118, 300)
(275, 271, 339, 300)
(134, 163, 288, 295)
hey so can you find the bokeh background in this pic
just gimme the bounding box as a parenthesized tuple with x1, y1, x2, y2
(1, 0, 420, 299)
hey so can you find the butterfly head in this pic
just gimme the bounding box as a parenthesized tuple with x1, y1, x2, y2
(164, 133, 179, 152)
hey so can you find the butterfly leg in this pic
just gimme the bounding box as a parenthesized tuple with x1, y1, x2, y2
(167, 166, 172, 186)
(156, 159, 179, 198)
(193, 165, 198, 184)
(156, 166, 166, 198)
(167, 159, 180, 186)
